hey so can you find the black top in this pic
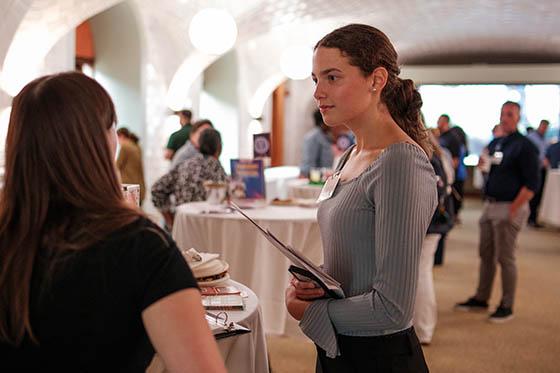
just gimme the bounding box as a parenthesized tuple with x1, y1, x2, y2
(485, 131, 539, 202)
(546, 142, 560, 169)
(0, 217, 197, 372)
(439, 129, 462, 159)
(427, 154, 454, 235)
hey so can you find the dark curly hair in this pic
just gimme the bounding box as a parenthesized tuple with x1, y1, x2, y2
(198, 128, 222, 157)
(315, 24, 431, 156)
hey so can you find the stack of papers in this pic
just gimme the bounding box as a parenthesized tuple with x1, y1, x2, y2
(202, 295, 245, 310)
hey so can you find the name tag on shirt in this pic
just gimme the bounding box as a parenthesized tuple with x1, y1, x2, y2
(317, 172, 341, 202)
(491, 151, 503, 165)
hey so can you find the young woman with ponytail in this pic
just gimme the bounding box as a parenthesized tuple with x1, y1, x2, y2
(285, 24, 437, 372)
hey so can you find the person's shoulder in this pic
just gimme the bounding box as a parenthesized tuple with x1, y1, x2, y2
(379, 142, 430, 165)
(367, 142, 432, 182)
(440, 130, 453, 140)
(304, 128, 320, 140)
(120, 141, 135, 151)
(206, 155, 221, 165)
(175, 141, 189, 154)
(178, 125, 191, 136)
(205, 157, 225, 174)
(169, 128, 182, 138)
(106, 216, 171, 247)
(518, 134, 539, 153)
(178, 153, 203, 168)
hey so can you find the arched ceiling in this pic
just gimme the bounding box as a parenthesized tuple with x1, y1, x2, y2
(233, 0, 560, 65)
(2, 0, 560, 101)
(1, 0, 121, 95)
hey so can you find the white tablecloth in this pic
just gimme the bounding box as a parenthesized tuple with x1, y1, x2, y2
(539, 169, 560, 227)
(287, 179, 323, 200)
(172, 202, 322, 337)
(148, 280, 269, 373)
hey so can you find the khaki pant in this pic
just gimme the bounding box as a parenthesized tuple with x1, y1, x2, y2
(474, 201, 529, 309)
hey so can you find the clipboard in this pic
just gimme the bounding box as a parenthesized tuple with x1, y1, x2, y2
(206, 312, 251, 340)
(229, 201, 345, 299)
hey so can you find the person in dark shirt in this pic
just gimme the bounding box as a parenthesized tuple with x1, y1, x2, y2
(165, 109, 193, 161)
(0, 72, 226, 373)
(437, 114, 467, 221)
(455, 101, 539, 323)
(545, 139, 560, 169)
(526, 120, 550, 226)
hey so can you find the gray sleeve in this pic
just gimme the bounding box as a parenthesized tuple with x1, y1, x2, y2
(170, 145, 187, 169)
(299, 145, 437, 358)
(300, 134, 319, 177)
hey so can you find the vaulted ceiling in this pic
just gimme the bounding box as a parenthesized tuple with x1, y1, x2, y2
(232, 0, 560, 65)
(2, 0, 560, 96)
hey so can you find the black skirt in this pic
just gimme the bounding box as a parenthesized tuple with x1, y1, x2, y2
(316, 327, 429, 373)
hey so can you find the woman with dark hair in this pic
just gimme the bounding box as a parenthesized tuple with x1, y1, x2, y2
(285, 24, 437, 372)
(116, 127, 146, 203)
(152, 128, 227, 228)
(0, 72, 226, 372)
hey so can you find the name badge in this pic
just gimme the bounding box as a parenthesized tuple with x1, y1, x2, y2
(317, 171, 341, 202)
(491, 151, 503, 165)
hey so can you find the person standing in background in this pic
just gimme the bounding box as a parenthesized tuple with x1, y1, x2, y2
(456, 101, 539, 323)
(117, 127, 146, 204)
(164, 109, 192, 161)
(544, 130, 560, 169)
(526, 119, 549, 227)
(414, 131, 454, 345)
(437, 114, 467, 223)
(299, 109, 335, 177)
(170, 119, 214, 169)
(152, 129, 227, 229)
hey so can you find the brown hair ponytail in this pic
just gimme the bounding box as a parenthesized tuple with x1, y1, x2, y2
(315, 24, 432, 157)
(382, 77, 430, 155)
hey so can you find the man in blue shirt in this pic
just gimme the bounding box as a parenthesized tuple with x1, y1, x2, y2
(526, 120, 549, 227)
(299, 110, 334, 177)
(455, 101, 539, 323)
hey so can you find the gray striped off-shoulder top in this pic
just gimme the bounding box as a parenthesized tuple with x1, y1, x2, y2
(299, 142, 437, 358)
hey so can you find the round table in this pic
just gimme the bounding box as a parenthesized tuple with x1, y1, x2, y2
(148, 280, 269, 373)
(172, 201, 322, 337)
(538, 169, 560, 227)
(287, 178, 323, 200)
